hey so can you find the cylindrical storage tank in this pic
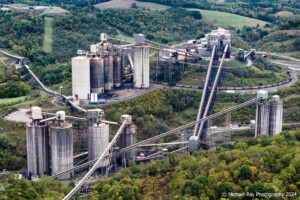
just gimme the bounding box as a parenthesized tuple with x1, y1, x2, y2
(104, 56, 114, 90)
(26, 124, 49, 177)
(88, 123, 109, 167)
(113, 56, 122, 87)
(90, 57, 104, 94)
(72, 56, 90, 99)
(50, 124, 73, 179)
(119, 124, 136, 161)
(133, 46, 149, 88)
(269, 100, 283, 136)
(255, 101, 270, 136)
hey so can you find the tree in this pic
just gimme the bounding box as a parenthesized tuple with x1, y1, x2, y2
(294, 39, 300, 51)
(217, 182, 235, 199)
(131, 3, 138, 8)
(247, 182, 265, 199)
(238, 165, 252, 181)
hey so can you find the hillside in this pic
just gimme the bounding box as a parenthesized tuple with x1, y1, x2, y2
(88, 132, 300, 199)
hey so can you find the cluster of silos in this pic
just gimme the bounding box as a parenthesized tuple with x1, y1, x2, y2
(133, 46, 149, 88)
(26, 108, 74, 180)
(72, 43, 124, 100)
(255, 91, 283, 137)
(119, 115, 136, 161)
(88, 123, 109, 167)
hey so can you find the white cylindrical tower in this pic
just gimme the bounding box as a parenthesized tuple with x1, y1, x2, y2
(72, 56, 90, 99)
(133, 46, 149, 88)
(88, 123, 109, 167)
(269, 95, 283, 136)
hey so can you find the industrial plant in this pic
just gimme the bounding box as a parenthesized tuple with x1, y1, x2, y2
(0, 27, 287, 199)
(26, 106, 136, 180)
(72, 33, 150, 103)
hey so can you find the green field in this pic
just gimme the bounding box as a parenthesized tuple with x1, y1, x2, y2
(42, 17, 53, 53)
(189, 9, 268, 28)
(116, 31, 135, 43)
(0, 96, 26, 105)
(94, 0, 169, 10)
(0, 56, 8, 66)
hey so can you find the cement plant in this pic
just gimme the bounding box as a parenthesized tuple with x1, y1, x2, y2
(0, 2, 299, 199)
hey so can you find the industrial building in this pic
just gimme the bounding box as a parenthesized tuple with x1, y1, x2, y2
(159, 27, 231, 60)
(255, 91, 283, 137)
(26, 106, 137, 180)
(72, 33, 150, 103)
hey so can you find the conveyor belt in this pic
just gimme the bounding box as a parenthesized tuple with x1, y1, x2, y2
(63, 119, 128, 200)
(193, 45, 216, 136)
(196, 44, 229, 140)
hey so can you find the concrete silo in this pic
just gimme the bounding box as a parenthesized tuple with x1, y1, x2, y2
(104, 56, 114, 90)
(133, 46, 149, 88)
(88, 123, 109, 168)
(72, 56, 90, 99)
(50, 123, 73, 179)
(255, 90, 270, 136)
(119, 115, 136, 161)
(26, 124, 50, 177)
(269, 95, 283, 136)
(90, 57, 104, 94)
(113, 56, 122, 87)
(26, 107, 50, 178)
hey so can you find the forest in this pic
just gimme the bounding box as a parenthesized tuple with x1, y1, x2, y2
(98, 8, 209, 44)
(86, 131, 300, 199)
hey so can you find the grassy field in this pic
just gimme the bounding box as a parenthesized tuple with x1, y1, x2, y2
(0, 96, 26, 105)
(42, 17, 53, 53)
(42, 7, 69, 16)
(0, 56, 8, 66)
(94, 0, 169, 10)
(115, 31, 135, 42)
(188, 9, 268, 28)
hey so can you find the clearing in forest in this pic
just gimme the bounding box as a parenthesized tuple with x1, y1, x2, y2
(43, 17, 53, 53)
(94, 0, 169, 10)
(189, 9, 268, 28)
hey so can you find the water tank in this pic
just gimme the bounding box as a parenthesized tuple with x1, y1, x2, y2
(133, 46, 149, 88)
(269, 99, 283, 136)
(104, 56, 114, 90)
(50, 124, 73, 179)
(90, 57, 104, 94)
(26, 124, 49, 177)
(113, 56, 122, 87)
(255, 101, 270, 136)
(72, 56, 90, 99)
(119, 123, 136, 161)
(88, 123, 109, 167)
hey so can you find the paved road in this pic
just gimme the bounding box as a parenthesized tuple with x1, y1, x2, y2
(256, 51, 300, 62)
(271, 60, 300, 71)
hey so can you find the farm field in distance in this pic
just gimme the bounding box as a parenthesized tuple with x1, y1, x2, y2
(94, 0, 169, 10)
(189, 8, 268, 28)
